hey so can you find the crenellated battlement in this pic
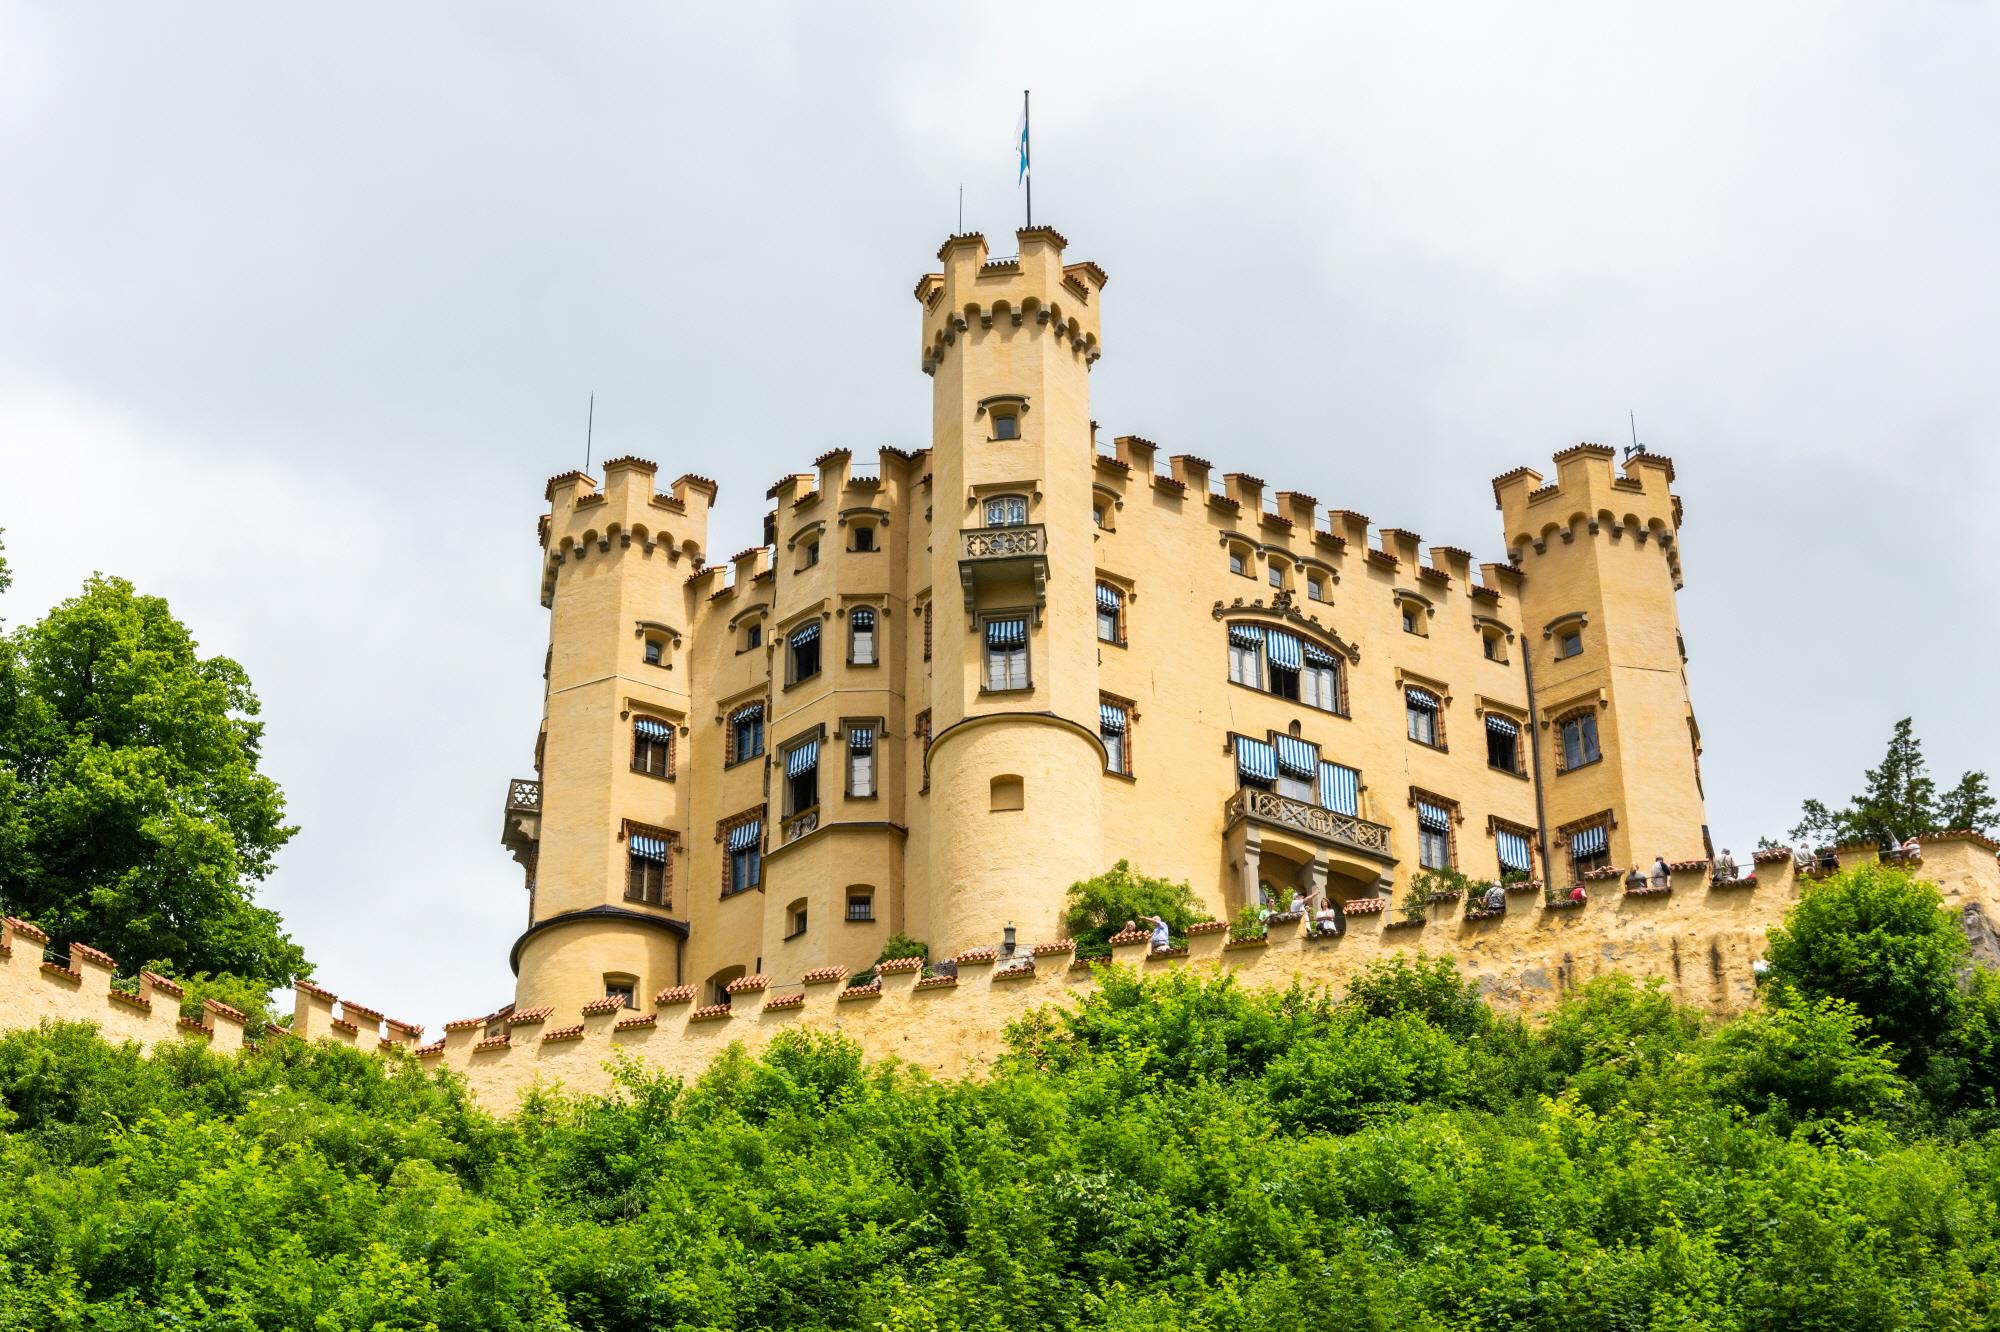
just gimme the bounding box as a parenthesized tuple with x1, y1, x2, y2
(1493, 445, 1683, 582)
(539, 459, 716, 607)
(917, 228, 1106, 376)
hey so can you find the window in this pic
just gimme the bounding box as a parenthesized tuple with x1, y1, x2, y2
(1233, 735, 1277, 791)
(1227, 625, 1264, 690)
(1226, 622, 1345, 714)
(1268, 563, 1286, 589)
(1273, 733, 1319, 804)
(723, 817, 762, 895)
(1559, 710, 1602, 771)
(1484, 714, 1522, 774)
(921, 603, 932, 660)
(983, 616, 1029, 691)
(632, 717, 673, 777)
(1306, 574, 1327, 602)
(706, 967, 744, 1007)
(1557, 629, 1583, 660)
(846, 888, 874, 922)
(849, 606, 877, 665)
(1099, 698, 1130, 775)
(801, 540, 820, 569)
(1483, 630, 1508, 662)
(784, 737, 819, 815)
(643, 638, 664, 665)
(1495, 825, 1535, 879)
(1417, 800, 1453, 870)
(743, 621, 763, 651)
(604, 976, 637, 1010)
(846, 723, 875, 797)
(990, 774, 1025, 811)
(992, 412, 1020, 440)
(984, 494, 1029, 527)
(915, 710, 932, 793)
(1228, 546, 1250, 576)
(625, 827, 671, 907)
(1300, 642, 1341, 712)
(1405, 687, 1443, 748)
(1318, 761, 1361, 816)
(1401, 606, 1423, 636)
(1568, 821, 1611, 878)
(1093, 499, 1111, 529)
(851, 524, 876, 553)
(728, 704, 764, 765)
(1095, 582, 1123, 643)
(787, 621, 821, 685)
(784, 899, 809, 940)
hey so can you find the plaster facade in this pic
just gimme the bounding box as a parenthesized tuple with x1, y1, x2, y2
(500, 225, 1717, 1023)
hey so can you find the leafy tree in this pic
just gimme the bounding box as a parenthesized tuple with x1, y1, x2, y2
(1699, 991, 1908, 1132)
(1340, 952, 1490, 1039)
(1537, 974, 1707, 1111)
(1062, 859, 1206, 958)
(1762, 862, 1967, 1064)
(0, 575, 306, 988)
(1790, 717, 1993, 843)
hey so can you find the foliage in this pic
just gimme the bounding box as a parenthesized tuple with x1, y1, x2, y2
(1063, 860, 1206, 959)
(3, 931, 2000, 1325)
(874, 931, 929, 966)
(1790, 716, 1995, 844)
(1763, 863, 1968, 1065)
(0, 575, 307, 991)
(1228, 903, 1265, 941)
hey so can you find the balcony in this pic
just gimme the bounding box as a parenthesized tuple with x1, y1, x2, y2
(781, 806, 820, 845)
(500, 778, 541, 868)
(958, 523, 1048, 613)
(1224, 788, 1394, 862)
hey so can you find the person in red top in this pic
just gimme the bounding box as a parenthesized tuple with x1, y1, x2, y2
(1567, 883, 1588, 904)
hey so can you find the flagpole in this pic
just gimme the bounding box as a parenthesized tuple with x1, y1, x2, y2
(1023, 89, 1032, 228)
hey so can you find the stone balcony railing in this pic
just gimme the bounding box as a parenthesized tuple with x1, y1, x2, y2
(781, 807, 820, 845)
(500, 777, 542, 867)
(958, 523, 1049, 612)
(1224, 788, 1394, 859)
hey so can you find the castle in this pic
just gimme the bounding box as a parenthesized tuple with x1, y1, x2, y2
(498, 226, 1711, 1022)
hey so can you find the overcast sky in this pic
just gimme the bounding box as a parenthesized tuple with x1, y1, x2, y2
(2, 3, 1994, 1030)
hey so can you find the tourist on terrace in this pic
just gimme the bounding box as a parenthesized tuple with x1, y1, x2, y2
(1903, 835, 1924, 862)
(1712, 848, 1738, 882)
(1625, 867, 1647, 892)
(1650, 856, 1670, 889)
(1566, 883, 1588, 905)
(1816, 845, 1839, 873)
(1480, 882, 1507, 915)
(1287, 889, 1307, 917)
(1142, 914, 1172, 954)
(1793, 844, 1815, 872)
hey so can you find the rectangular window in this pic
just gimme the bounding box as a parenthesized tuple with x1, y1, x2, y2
(852, 525, 875, 552)
(1234, 734, 1279, 790)
(605, 980, 636, 1010)
(1268, 565, 1284, 588)
(802, 540, 820, 568)
(1561, 713, 1602, 770)
(632, 717, 673, 777)
(724, 818, 763, 895)
(1406, 689, 1441, 747)
(785, 738, 820, 815)
(1227, 625, 1264, 689)
(1484, 714, 1521, 774)
(625, 829, 671, 906)
(1417, 801, 1453, 870)
(786, 903, 808, 939)
(1318, 761, 1360, 816)
(983, 616, 1030, 691)
(1095, 582, 1122, 644)
(846, 890, 874, 922)
(729, 705, 764, 764)
(1301, 643, 1341, 714)
(1496, 827, 1535, 877)
(1569, 822, 1610, 878)
(1273, 733, 1319, 804)
(1307, 575, 1326, 602)
(849, 607, 876, 665)
(1557, 629, 1583, 659)
(1099, 699, 1129, 775)
(847, 723, 875, 797)
(788, 623, 822, 685)
(745, 622, 762, 650)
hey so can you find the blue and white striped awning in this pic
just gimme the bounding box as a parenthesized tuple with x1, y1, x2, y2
(850, 606, 875, 629)
(1234, 735, 1278, 782)
(1095, 582, 1122, 611)
(727, 820, 762, 852)
(848, 724, 875, 751)
(1264, 628, 1303, 672)
(1228, 623, 1264, 649)
(790, 622, 819, 646)
(1273, 733, 1319, 778)
(1405, 687, 1438, 710)
(634, 717, 672, 741)
(1319, 762, 1360, 816)
(1099, 703, 1127, 733)
(1571, 825, 1608, 858)
(732, 703, 762, 723)
(1485, 714, 1519, 737)
(1497, 829, 1534, 871)
(1417, 801, 1452, 833)
(629, 833, 669, 861)
(1302, 641, 1337, 669)
(986, 617, 1028, 649)
(785, 738, 820, 777)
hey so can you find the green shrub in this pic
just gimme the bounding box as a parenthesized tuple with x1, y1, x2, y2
(1063, 860, 1207, 959)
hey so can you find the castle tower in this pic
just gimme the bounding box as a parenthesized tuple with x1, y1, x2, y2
(1495, 446, 1707, 878)
(507, 458, 715, 1015)
(916, 229, 1109, 953)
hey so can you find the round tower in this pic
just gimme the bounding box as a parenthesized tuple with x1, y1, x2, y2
(916, 229, 1110, 955)
(507, 458, 713, 1016)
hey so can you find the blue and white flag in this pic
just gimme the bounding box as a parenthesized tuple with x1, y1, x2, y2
(1015, 96, 1030, 186)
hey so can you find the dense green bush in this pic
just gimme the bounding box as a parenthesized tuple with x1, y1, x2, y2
(2, 908, 1999, 1326)
(1062, 860, 1209, 958)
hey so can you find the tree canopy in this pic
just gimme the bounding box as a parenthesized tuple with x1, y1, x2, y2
(0, 574, 307, 990)
(1790, 717, 1995, 846)
(1062, 859, 1208, 958)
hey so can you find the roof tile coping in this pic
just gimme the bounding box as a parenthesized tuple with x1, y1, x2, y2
(4, 917, 49, 944)
(1753, 847, 1795, 864)
(1107, 930, 1149, 945)
(177, 1017, 214, 1036)
(441, 1017, 487, 1032)
(954, 946, 999, 965)
(1469, 585, 1501, 602)
(1030, 939, 1077, 955)
(876, 956, 924, 975)
(203, 998, 248, 1023)
(654, 984, 698, 1006)
(415, 1041, 447, 1057)
(542, 1025, 586, 1043)
(614, 1013, 658, 1029)
(801, 965, 850, 984)
(994, 961, 1038, 979)
(1667, 859, 1712, 872)
(40, 962, 81, 982)
(473, 1034, 510, 1051)
(69, 941, 115, 969)
(340, 1001, 384, 1022)
(579, 996, 626, 1016)
(1343, 898, 1387, 914)
(689, 1003, 733, 1022)
(140, 970, 185, 998)
(330, 1018, 359, 1035)
(1185, 920, 1229, 936)
(724, 973, 772, 994)
(914, 975, 957, 990)
(295, 979, 338, 1002)
(506, 1006, 554, 1026)
(383, 1017, 423, 1036)
(108, 988, 151, 1010)
(763, 993, 806, 1011)
(838, 981, 883, 1001)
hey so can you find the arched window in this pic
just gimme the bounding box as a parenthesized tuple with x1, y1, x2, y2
(784, 898, 809, 940)
(984, 494, 1030, 527)
(1405, 687, 1443, 749)
(1095, 582, 1124, 644)
(849, 606, 877, 666)
(1556, 708, 1602, 772)
(1225, 622, 1345, 715)
(727, 704, 764, 765)
(706, 966, 746, 1008)
(787, 621, 821, 685)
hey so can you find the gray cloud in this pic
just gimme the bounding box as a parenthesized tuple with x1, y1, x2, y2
(2, 1, 1993, 1028)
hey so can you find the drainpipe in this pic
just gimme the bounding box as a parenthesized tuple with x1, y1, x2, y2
(1521, 637, 1554, 889)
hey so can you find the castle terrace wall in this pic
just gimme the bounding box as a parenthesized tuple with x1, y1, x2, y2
(2, 837, 1992, 1116)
